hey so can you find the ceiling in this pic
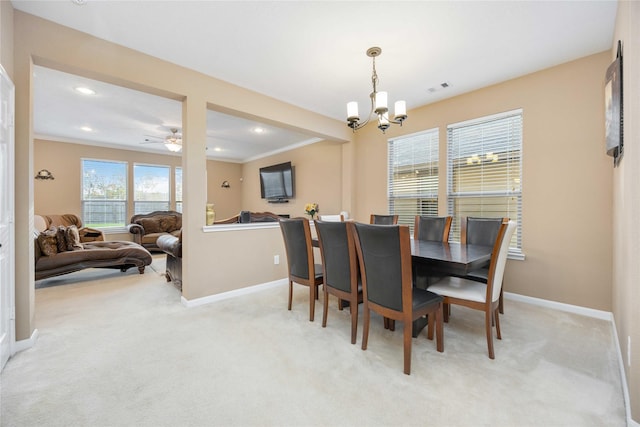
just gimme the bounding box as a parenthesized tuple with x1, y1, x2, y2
(14, 0, 617, 162)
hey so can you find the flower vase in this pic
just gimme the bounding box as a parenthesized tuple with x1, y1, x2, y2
(206, 203, 216, 225)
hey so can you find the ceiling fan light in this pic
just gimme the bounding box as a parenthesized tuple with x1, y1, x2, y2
(165, 141, 182, 152)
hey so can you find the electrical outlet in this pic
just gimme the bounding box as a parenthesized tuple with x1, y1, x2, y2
(274, 255, 280, 265)
(628, 336, 632, 367)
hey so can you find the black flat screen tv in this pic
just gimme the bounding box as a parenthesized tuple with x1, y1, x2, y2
(259, 161, 294, 203)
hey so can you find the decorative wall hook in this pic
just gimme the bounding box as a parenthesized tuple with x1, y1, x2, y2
(221, 180, 230, 188)
(35, 169, 55, 180)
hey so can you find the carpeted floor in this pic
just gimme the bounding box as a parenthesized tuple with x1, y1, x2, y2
(1, 257, 627, 426)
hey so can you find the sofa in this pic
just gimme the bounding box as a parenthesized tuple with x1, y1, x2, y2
(36, 214, 105, 242)
(127, 211, 182, 252)
(34, 227, 153, 281)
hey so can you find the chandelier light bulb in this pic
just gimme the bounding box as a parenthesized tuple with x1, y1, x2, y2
(347, 102, 360, 121)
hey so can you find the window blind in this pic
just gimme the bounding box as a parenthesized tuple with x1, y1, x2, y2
(388, 128, 439, 232)
(447, 110, 523, 254)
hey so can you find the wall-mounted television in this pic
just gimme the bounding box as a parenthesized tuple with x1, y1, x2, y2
(259, 161, 294, 203)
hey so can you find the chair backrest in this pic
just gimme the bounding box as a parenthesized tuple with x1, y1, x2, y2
(413, 216, 452, 242)
(487, 220, 517, 303)
(369, 214, 399, 225)
(315, 220, 357, 294)
(318, 214, 344, 222)
(279, 218, 314, 281)
(461, 216, 508, 246)
(353, 223, 412, 313)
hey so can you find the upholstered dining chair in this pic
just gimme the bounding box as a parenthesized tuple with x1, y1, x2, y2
(353, 223, 444, 375)
(279, 218, 323, 321)
(413, 216, 453, 290)
(428, 220, 516, 359)
(315, 220, 362, 344)
(413, 216, 452, 242)
(369, 214, 399, 225)
(461, 216, 509, 314)
(317, 214, 344, 222)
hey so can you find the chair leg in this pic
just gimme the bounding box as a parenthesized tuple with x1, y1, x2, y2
(485, 308, 495, 359)
(435, 304, 444, 352)
(288, 280, 293, 311)
(499, 287, 504, 314)
(403, 321, 412, 375)
(362, 308, 370, 350)
(350, 298, 358, 345)
(427, 313, 434, 340)
(443, 303, 450, 322)
(309, 284, 316, 322)
(322, 288, 329, 328)
(494, 307, 502, 340)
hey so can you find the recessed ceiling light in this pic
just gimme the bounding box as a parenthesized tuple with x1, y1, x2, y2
(252, 127, 265, 134)
(75, 86, 96, 95)
(71, 0, 87, 5)
(80, 126, 93, 132)
(213, 147, 223, 152)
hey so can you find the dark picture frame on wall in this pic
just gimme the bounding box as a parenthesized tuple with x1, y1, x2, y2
(605, 40, 623, 167)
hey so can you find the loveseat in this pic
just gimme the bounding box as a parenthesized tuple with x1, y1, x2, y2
(34, 226, 153, 281)
(127, 211, 182, 252)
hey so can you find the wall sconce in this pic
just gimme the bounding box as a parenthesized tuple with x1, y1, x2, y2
(35, 169, 55, 180)
(221, 180, 230, 188)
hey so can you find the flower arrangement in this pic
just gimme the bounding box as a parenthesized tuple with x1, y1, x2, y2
(304, 203, 318, 219)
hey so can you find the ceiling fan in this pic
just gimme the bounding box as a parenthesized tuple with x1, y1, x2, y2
(142, 128, 182, 152)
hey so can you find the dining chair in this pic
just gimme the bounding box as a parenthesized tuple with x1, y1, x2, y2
(413, 216, 452, 242)
(413, 216, 453, 292)
(428, 220, 516, 359)
(317, 214, 344, 222)
(369, 214, 398, 225)
(353, 223, 444, 375)
(315, 220, 362, 344)
(279, 218, 323, 321)
(461, 216, 509, 314)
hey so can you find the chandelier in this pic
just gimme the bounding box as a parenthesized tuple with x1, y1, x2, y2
(164, 128, 182, 152)
(346, 47, 407, 133)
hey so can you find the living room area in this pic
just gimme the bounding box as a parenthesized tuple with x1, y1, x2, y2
(4, 0, 640, 425)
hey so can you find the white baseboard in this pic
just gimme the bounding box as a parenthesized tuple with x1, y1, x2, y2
(504, 292, 612, 321)
(12, 328, 39, 354)
(181, 278, 287, 308)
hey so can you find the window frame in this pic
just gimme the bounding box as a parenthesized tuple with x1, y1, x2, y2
(133, 162, 171, 215)
(387, 128, 440, 232)
(81, 158, 128, 230)
(446, 109, 523, 258)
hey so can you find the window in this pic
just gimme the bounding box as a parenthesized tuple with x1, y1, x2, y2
(133, 164, 170, 214)
(82, 159, 127, 228)
(388, 128, 439, 231)
(447, 109, 523, 255)
(175, 167, 182, 213)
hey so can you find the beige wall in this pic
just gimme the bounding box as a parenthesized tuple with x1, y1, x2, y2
(0, 0, 13, 78)
(241, 140, 345, 218)
(612, 0, 640, 422)
(352, 51, 613, 313)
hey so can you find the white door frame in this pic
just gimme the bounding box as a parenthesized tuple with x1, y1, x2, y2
(0, 63, 15, 371)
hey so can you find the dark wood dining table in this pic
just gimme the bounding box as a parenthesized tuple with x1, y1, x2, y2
(410, 239, 493, 276)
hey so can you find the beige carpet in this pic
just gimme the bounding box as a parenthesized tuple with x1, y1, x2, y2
(1, 257, 626, 426)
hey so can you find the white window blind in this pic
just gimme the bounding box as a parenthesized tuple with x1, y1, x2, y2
(133, 163, 170, 214)
(388, 128, 439, 232)
(447, 110, 523, 254)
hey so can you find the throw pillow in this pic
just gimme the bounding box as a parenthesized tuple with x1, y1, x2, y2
(55, 226, 68, 253)
(138, 218, 161, 234)
(159, 216, 177, 233)
(64, 225, 83, 251)
(37, 229, 58, 256)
